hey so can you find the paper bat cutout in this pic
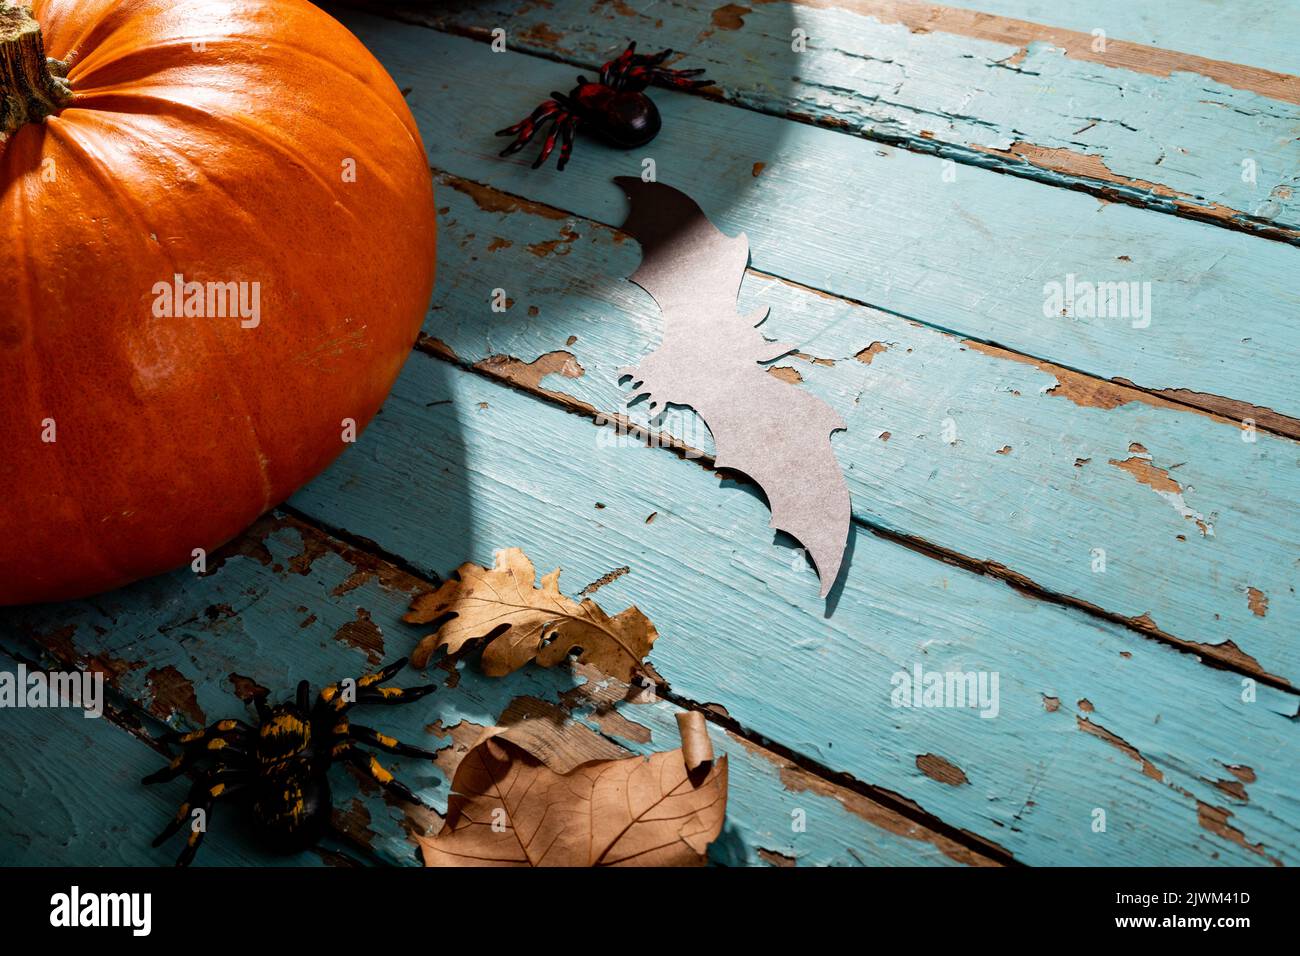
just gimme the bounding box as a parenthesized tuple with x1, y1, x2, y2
(613, 178, 851, 596)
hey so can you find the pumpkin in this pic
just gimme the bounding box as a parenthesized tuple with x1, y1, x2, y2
(0, 0, 437, 604)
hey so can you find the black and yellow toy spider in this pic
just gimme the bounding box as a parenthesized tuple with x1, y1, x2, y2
(144, 658, 437, 866)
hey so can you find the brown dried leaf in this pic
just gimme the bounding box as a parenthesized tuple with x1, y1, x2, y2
(417, 718, 727, 867)
(404, 548, 657, 681)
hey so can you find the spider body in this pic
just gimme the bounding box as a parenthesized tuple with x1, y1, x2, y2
(246, 702, 330, 853)
(497, 42, 710, 170)
(569, 81, 661, 149)
(144, 658, 436, 865)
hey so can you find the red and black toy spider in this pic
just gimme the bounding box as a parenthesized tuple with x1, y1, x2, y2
(496, 42, 710, 171)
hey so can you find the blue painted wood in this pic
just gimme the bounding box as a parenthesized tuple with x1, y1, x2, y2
(420, 173, 1300, 686)
(934, 0, 1300, 73)
(281, 353, 1299, 866)
(0, 649, 333, 866)
(339, 13, 1300, 421)
(366, 0, 1300, 235)
(4, 0, 1296, 872)
(0, 519, 975, 866)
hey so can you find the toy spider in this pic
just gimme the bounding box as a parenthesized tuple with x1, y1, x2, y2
(143, 658, 437, 866)
(497, 41, 711, 170)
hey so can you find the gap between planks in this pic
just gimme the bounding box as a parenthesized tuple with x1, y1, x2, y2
(254, 511, 1014, 866)
(417, 331, 1297, 694)
(7, 515, 1007, 868)
(431, 171, 1300, 443)
(340, 0, 1300, 247)
(793, 0, 1300, 103)
(408, 169, 1297, 690)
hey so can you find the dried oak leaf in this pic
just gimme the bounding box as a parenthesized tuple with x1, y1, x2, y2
(404, 548, 657, 682)
(418, 712, 727, 866)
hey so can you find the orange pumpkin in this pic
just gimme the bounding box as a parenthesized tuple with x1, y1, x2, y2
(0, 0, 436, 604)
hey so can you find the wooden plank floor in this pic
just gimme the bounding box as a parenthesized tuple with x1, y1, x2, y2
(2, 0, 1296, 867)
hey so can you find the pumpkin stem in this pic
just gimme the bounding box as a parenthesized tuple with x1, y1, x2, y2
(0, 3, 72, 135)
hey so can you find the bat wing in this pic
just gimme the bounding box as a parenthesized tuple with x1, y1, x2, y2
(706, 386, 850, 597)
(613, 176, 749, 314)
(614, 177, 852, 597)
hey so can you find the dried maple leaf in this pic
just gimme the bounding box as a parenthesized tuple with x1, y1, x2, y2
(404, 548, 657, 681)
(418, 712, 727, 867)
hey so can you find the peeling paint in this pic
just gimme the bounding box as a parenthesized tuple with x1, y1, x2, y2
(757, 847, 797, 866)
(333, 607, 385, 665)
(1196, 802, 1282, 866)
(516, 22, 565, 46)
(1077, 716, 1163, 782)
(854, 341, 888, 365)
(961, 339, 1300, 439)
(437, 174, 568, 221)
(1225, 764, 1257, 784)
(145, 666, 206, 726)
(1108, 453, 1214, 537)
(977, 141, 1299, 241)
(777, 0, 1300, 103)
(578, 565, 631, 597)
(916, 753, 969, 786)
(473, 350, 586, 392)
(1213, 778, 1249, 802)
(767, 365, 803, 384)
(527, 224, 580, 257)
(727, 734, 1000, 865)
(711, 3, 750, 30)
(228, 672, 269, 702)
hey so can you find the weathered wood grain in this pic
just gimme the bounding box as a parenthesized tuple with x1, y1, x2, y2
(420, 173, 1300, 687)
(274, 353, 1298, 866)
(337, 14, 1300, 425)
(345, 0, 1300, 240)
(0, 649, 335, 866)
(0, 519, 981, 867)
(931, 0, 1299, 75)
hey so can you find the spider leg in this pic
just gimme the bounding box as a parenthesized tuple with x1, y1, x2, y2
(556, 113, 581, 172)
(317, 657, 403, 710)
(347, 723, 441, 759)
(650, 66, 711, 91)
(317, 658, 437, 712)
(359, 682, 438, 706)
(625, 61, 710, 92)
(496, 99, 565, 157)
(158, 717, 252, 748)
(533, 129, 562, 169)
(358, 657, 413, 689)
(630, 47, 674, 68)
(356, 657, 437, 705)
(336, 741, 425, 805)
(151, 770, 249, 867)
(143, 724, 249, 784)
(600, 41, 638, 87)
